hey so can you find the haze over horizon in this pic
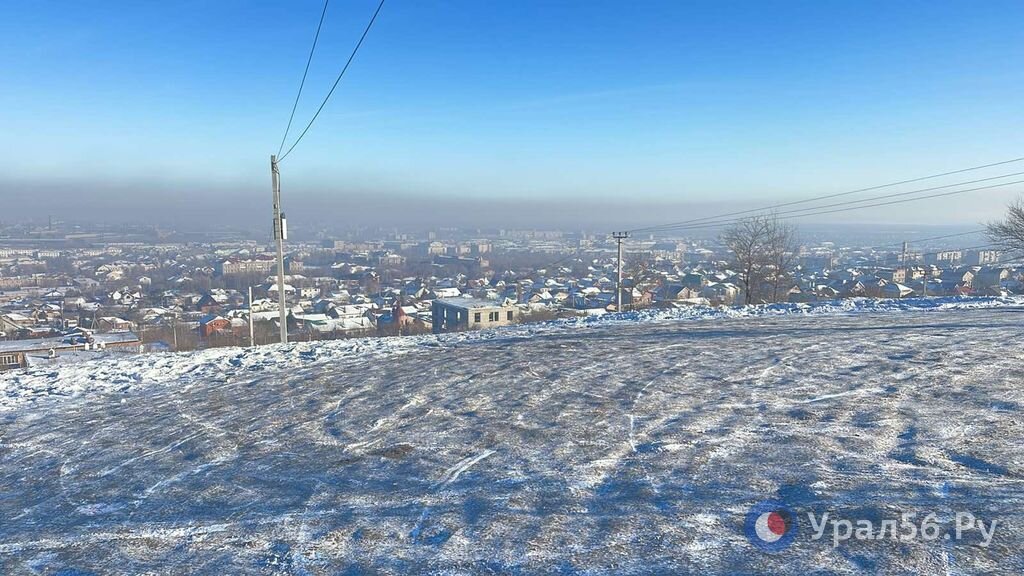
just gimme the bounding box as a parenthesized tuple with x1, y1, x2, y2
(2, 0, 1023, 228)
(0, 176, 1013, 232)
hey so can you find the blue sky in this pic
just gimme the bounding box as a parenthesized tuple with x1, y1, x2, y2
(2, 1, 1023, 226)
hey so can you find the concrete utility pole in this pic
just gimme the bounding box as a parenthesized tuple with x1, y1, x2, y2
(248, 285, 256, 347)
(612, 231, 629, 312)
(902, 241, 909, 285)
(921, 248, 929, 299)
(271, 155, 288, 344)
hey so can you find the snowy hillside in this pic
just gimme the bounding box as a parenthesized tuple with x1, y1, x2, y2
(1, 297, 1023, 574)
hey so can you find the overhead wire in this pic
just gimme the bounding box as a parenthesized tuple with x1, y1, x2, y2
(633, 179, 1024, 234)
(277, 0, 332, 158)
(278, 0, 386, 162)
(629, 156, 1024, 234)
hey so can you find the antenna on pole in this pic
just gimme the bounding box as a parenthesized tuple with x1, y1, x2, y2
(612, 232, 630, 312)
(271, 155, 288, 344)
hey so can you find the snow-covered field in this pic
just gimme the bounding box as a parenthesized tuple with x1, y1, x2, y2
(1, 297, 1023, 574)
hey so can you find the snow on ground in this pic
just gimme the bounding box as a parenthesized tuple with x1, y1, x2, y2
(2, 295, 1022, 412)
(1, 297, 1023, 574)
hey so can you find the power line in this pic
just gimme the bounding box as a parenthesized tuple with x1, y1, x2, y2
(636, 178, 1024, 234)
(629, 156, 1024, 234)
(789, 242, 999, 264)
(915, 243, 999, 258)
(992, 249, 1024, 265)
(639, 173, 1024, 233)
(277, 0, 331, 158)
(822, 230, 989, 255)
(859, 229, 988, 253)
(896, 229, 988, 245)
(763, 180, 1024, 226)
(537, 247, 586, 273)
(278, 0, 386, 162)
(656, 171, 1024, 232)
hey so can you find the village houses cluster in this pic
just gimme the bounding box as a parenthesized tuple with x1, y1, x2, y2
(1, 221, 1020, 371)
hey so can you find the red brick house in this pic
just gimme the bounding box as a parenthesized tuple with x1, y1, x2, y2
(198, 314, 231, 337)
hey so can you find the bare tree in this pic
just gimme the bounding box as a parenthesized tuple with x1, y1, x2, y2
(766, 218, 800, 303)
(623, 256, 660, 311)
(722, 215, 772, 304)
(987, 198, 1024, 251)
(721, 214, 798, 305)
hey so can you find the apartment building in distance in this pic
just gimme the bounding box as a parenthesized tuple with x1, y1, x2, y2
(217, 256, 276, 276)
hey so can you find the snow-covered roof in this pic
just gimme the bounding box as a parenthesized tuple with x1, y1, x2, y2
(434, 297, 510, 310)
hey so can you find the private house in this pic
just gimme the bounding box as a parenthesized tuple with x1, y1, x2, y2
(96, 316, 133, 332)
(0, 312, 34, 334)
(527, 289, 555, 305)
(626, 287, 655, 309)
(375, 302, 428, 333)
(41, 289, 66, 302)
(431, 297, 518, 334)
(267, 283, 296, 298)
(72, 277, 101, 291)
(862, 278, 890, 298)
(940, 269, 975, 292)
(974, 267, 1009, 290)
(108, 288, 141, 307)
(874, 268, 907, 284)
(198, 314, 231, 337)
(815, 285, 840, 299)
(681, 272, 708, 291)
(921, 278, 944, 295)
(881, 283, 915, 299)
(428, 287, 463, 300)
(655, 283, 685, 301)
(63, 296, 87, 310)
(827, 279, 865, 298)
(327, 303, 376, 319)
(0, 331, 142, 372)
(699, 282, 739, 305)
(196, 293, 222, 313)
(787, 286, 818, 303)
(828, 269, 860, 283)
(293, 313, 376, 336)
(570, 288, 614, 311)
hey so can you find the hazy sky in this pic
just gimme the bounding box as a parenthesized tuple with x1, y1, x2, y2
(2, 0, 1023, 229)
